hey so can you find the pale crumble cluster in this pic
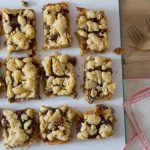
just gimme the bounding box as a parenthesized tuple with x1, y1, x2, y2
(76, 7, 108, 55)
(5, 57, 39, 102)
(42, 2, 72, 49)
(39, 105, 75, 143)
(1, 108, 35, 149)
(77, 105, 116, 140)
(84, 56, 116, 103)
(2, 9, 36, 53)
(42, 54, 76, 97)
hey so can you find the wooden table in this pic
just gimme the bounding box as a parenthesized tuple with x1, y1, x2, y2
(120, 0, 150, 78)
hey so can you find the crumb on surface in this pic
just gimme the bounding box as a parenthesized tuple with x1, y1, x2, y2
(113, 47, 125, 55)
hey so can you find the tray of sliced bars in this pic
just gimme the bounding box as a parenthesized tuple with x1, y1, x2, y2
(0, 0, 125, 149)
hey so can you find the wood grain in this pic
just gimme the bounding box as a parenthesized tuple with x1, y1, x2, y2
(120, 0, 150, 78)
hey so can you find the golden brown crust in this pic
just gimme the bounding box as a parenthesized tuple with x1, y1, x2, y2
(44, 138, 71, 145)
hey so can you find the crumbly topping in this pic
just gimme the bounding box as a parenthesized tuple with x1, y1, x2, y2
(1, 108, 35, 148)
(76, 7, 108, 55)
(76, 105, 116, 140)
(2, 9, 36, 53)
(39, 105, 75, 142)
(42, 2, 72, 49)
(42, 54, 76, 97)
(84, 56, 116, 103)
(5, 56, 39, 102)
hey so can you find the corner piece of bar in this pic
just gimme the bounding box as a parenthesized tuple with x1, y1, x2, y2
(1, 108, 36, 149)
(76, 104, 116, 140)
(1, 9, 36, 54)
(76, 7, 108, 55)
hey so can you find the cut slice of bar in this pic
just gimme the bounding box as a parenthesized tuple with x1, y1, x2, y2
(84, 56, 116, 103)
(76, 104, 116, 140)
(1, 9, 36, 54)
(5, 56, 40, 102)
(42, 2, 72, 50)
(1, 108, 36, 149)
(39, 105, 75, 144)
(41, 54, 76, 98)
(76, 7, 108, 55)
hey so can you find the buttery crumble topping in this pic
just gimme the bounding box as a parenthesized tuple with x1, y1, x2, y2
(39, 105, 75, 143)
(84, 56, 116, 103)
(42, 2, 72, 50)
(76, 7, 108, 55)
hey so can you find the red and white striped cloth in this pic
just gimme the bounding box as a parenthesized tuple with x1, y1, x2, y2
(124, 87, 150, 150)
(123, 134, 146, 150)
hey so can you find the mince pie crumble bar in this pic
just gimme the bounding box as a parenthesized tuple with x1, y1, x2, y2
(2, 9, 36, 53)
(1, 108, 36, 149)
(39, 105, 75, 144)
(76, 105, 116, 140)
(76, 7, 108, 55)
(42, 2, 72, 50)
(84, 56, 116, 103)
(5, 56, 40, 102)
(41, 54, 76, 98)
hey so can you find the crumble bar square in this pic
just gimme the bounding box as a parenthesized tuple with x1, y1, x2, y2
(5, 56, 40, 102)
(1, 108, 36, 149)
(2, 9, 36, 54)
(76, 7, 108, 55)
(41, 54, 76, 98)
(42, 2, 72, 50)
(84, 56, 116, 103)
(76, 105, 116, 140)
(39, 105, 75, 144)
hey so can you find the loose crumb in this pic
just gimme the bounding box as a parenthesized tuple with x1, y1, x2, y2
(21, 0, 29, 7)
(113, 47, 125, 55)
